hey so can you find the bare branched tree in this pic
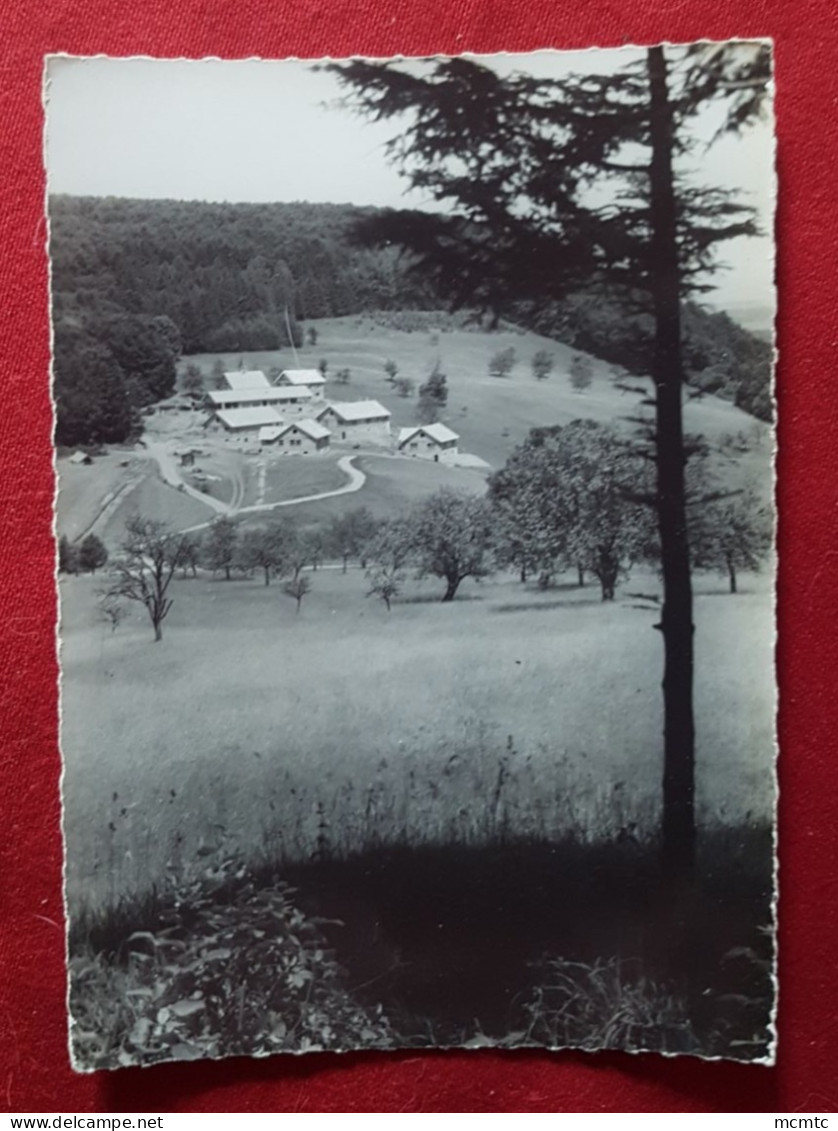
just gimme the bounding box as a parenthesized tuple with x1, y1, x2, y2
(104, 516, 188, 641)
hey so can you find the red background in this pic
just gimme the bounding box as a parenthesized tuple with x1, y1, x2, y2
(1, 0, 836, 1113)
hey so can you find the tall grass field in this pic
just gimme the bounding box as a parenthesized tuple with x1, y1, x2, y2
(61, 567, 774, 919)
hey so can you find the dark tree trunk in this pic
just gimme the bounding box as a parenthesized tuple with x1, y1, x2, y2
(648, 45, 696, 881)
(442, 575, 461, 601)
(224, 565, 231, 580)
(264, 567, 270, 586)
(597, 553, 618, 601)
(342, 554, 349, 574)
(577, 565, 585, 587)
(727, 555, 737, 593)
(520, 565, 528, 583)
(153, 622, 163, 642)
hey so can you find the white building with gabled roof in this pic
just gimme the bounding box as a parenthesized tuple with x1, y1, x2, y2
(316, 400, 391, 445)
(397, 423, 460, 464)
(260, 418, 331, 454)
(210, 406, 284, 435)
(224, 369, 271, 391)
(276, 369, 327, 401)
(207, 386, 313, 417)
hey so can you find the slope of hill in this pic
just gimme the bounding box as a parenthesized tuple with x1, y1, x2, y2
(186, 316, 771, 474)
(49, 196, 774, 451)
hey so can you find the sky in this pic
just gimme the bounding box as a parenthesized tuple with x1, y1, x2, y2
(44, 51, 776, 320)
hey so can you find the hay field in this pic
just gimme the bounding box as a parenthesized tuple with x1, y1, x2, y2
(59, 566, 775, 919)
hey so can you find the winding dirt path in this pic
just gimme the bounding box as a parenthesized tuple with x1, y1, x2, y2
(178, 454, 367, 532)
(142, 441, 229, 515)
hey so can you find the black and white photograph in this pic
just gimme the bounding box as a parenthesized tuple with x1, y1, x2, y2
(46, 44, 777, 1072)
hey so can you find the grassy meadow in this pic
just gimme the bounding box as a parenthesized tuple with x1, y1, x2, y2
(183, 314, 771, 475)
(60, 564, 775, 922)
(57, 314, 771, 554)
(59, 313, 776, 1064)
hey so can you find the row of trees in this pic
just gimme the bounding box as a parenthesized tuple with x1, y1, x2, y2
(82, 419, 770, 641)
(84, 510, 382, 641)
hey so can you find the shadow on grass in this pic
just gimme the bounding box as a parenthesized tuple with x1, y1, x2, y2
(394, 593, 486, 606)
(491, 597, 609, 614)
(73, 825, 775, 1069)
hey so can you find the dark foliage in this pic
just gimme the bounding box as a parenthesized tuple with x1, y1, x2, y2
(53, 323, 136, 447)
(58, 534, 77, 574)
(49, 195, 436, 355)
(78, 533, 108, 574)
(417, 361, 448, 423)
(526, 293, 773, 421)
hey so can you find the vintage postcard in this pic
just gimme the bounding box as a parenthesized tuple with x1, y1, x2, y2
(45, 44, 777, 1071)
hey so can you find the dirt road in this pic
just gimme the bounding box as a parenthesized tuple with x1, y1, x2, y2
(178, 455, 367, 532)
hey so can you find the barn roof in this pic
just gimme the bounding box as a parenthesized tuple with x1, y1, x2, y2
(260, 418, 331, 442)
(289, 418, 331, 440)
(318, 399, 391, 422)
(278, 368, 326, 387)
(215, 407, 284, 430)
(397, 423, 460, 447)
(209, 387, 313, 407)
(224, 370, 270, 390)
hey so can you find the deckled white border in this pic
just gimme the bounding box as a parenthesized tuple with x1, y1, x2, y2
(43, 41, 779, 1071)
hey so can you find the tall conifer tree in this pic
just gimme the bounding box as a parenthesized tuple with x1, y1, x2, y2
(327, 43, 773, 877)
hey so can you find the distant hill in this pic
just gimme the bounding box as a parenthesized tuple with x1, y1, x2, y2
(720, 301, 775, 339)
(48, 195, 774, 447)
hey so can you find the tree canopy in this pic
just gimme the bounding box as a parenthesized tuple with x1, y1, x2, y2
(410, 489, 493, 601)
(489, 421, 654, 600)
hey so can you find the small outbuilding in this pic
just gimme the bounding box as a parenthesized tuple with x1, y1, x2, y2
(68, 450, 92, 465)
(260, 418, 331, 454)
(276, 369, 327, 401)
(397, 423, 460, 463)
(315, 400, 391, 445)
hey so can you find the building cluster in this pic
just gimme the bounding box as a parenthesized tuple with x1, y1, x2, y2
(205, 368, 460, 463)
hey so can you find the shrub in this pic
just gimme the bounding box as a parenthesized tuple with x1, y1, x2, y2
(489, 346, 516, 378)
(531, 349, 554, 381)
(68, 852, 393, 1069)
(569, 354, 594, 391)
(522, 957, 698, 1054)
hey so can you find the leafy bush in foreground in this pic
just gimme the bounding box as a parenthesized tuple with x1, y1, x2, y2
(69, 850, 393, 1070)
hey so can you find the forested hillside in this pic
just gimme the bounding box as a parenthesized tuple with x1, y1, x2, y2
(49, 196, 435, 353)
(522, 293, 773, 422)
(49, 195, 773, 447)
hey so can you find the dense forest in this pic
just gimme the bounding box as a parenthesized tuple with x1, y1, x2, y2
(49, 196, 436, 352)
(49, 195, 773, 447)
